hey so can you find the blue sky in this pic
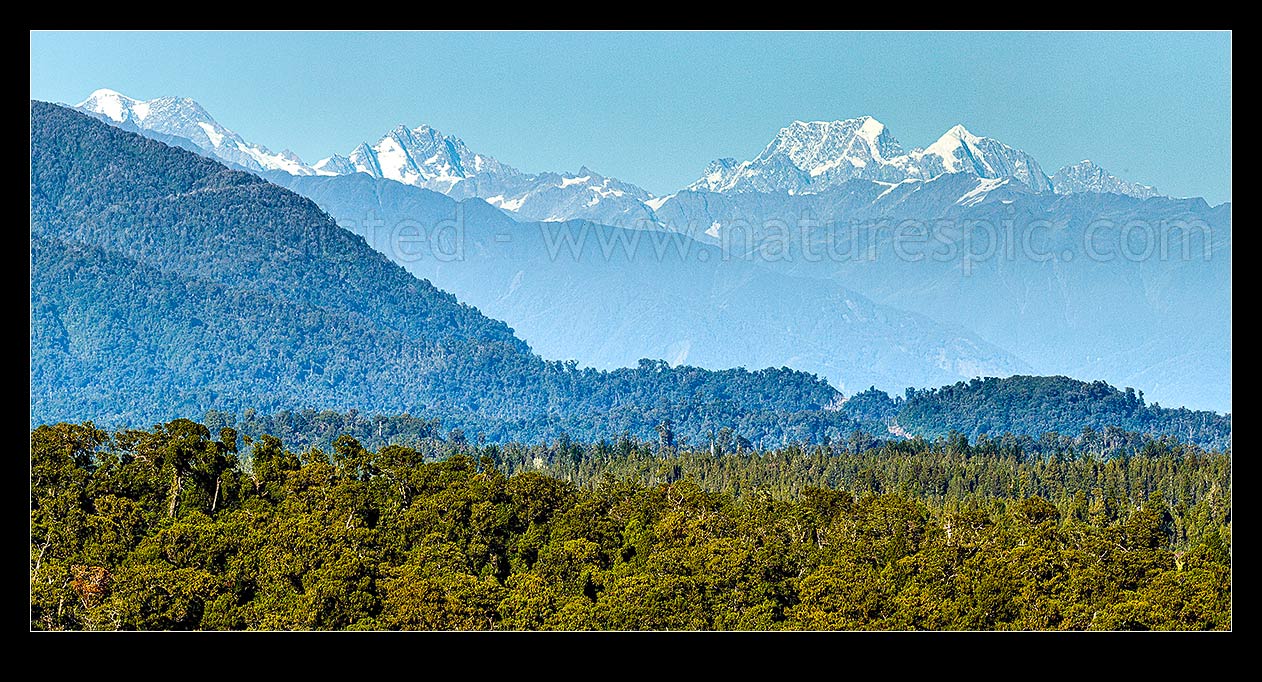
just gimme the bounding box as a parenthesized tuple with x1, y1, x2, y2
(31, 31, 1231, 203)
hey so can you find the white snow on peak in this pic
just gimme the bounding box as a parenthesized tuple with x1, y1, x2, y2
(856, 117, 887, 149)
(956, 177, 1009, 207)
(75, 88, 665, 216)
(312, 157, 342, 176)
(705, 221, 722, 238)
(339, 121, 495, 192)
(235, 144, 312, 175)
(78, 89, 161, 126)
(81, 89, 132, 122)
(944, 124, 978, 142)
(75, 88, 318, 176)
(197, 122, 224, 147)
(809, 155, 849, 177)
(87, 88, 125, 99)
(689, 112, 1064, 197)
(699, 115, 1036, 194)
(378, 136, 422, 184)
(98, 98, 126, 122)
(1050, 159, 1161, 199)
(920, 127, 973, 172)
(487, 194, 527, 212)
(587, 179, 627, 199)
(645, 194, 675, 211)
(875, 178, 921, 201)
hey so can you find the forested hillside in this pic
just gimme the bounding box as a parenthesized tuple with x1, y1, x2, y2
(202, 372, 1234, 455)
(31, 420, 1230, 630)
(894, 376, 1231, 450)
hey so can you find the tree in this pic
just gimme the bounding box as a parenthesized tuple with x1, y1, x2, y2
(656, 420, 675, 450)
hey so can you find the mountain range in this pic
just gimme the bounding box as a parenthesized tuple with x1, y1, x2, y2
(687, 118, 1053, 195)
(78, 89, 318, 176)
(30, 101, 1231, 449)
(79, 89, 658, 227)
(72, 89, 1231, 412)
(1051, 159, 1161, 198)
(77, 89, 1166, 223)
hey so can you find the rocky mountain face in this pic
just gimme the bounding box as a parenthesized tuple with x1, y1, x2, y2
(1051, 159, 1162, 199)
(687, 118, 1052, 195)
(312, 125, 658, 226)
(77, 89, 318, 176)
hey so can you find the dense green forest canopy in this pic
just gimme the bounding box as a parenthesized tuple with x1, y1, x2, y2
(205, 371, 1233, 455)
(209, 404, 1218, 467)
(894, 376, 1231, 450)
(32, 419, 1230, 630)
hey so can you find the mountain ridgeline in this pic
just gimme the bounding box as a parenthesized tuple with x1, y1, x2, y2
(218, 373, 1232, 453)
(877, 376, 1230, 451)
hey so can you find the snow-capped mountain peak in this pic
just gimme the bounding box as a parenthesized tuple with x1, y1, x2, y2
(943, 123, 977, 141)
(1050, 159, 1161, 199)
(79, 89, 148, 124)
(909, 124, 1051, 192)
(75, 89, 318, 176)
(763, 117, 912, 184)
(688, 116, 918, 193)
(340, 121, 500, 191)
(300, 120, 659, 225)
(312, 154, 356, 176)
(690, 118, 1055, 195)
(918, 124, 980, 172)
